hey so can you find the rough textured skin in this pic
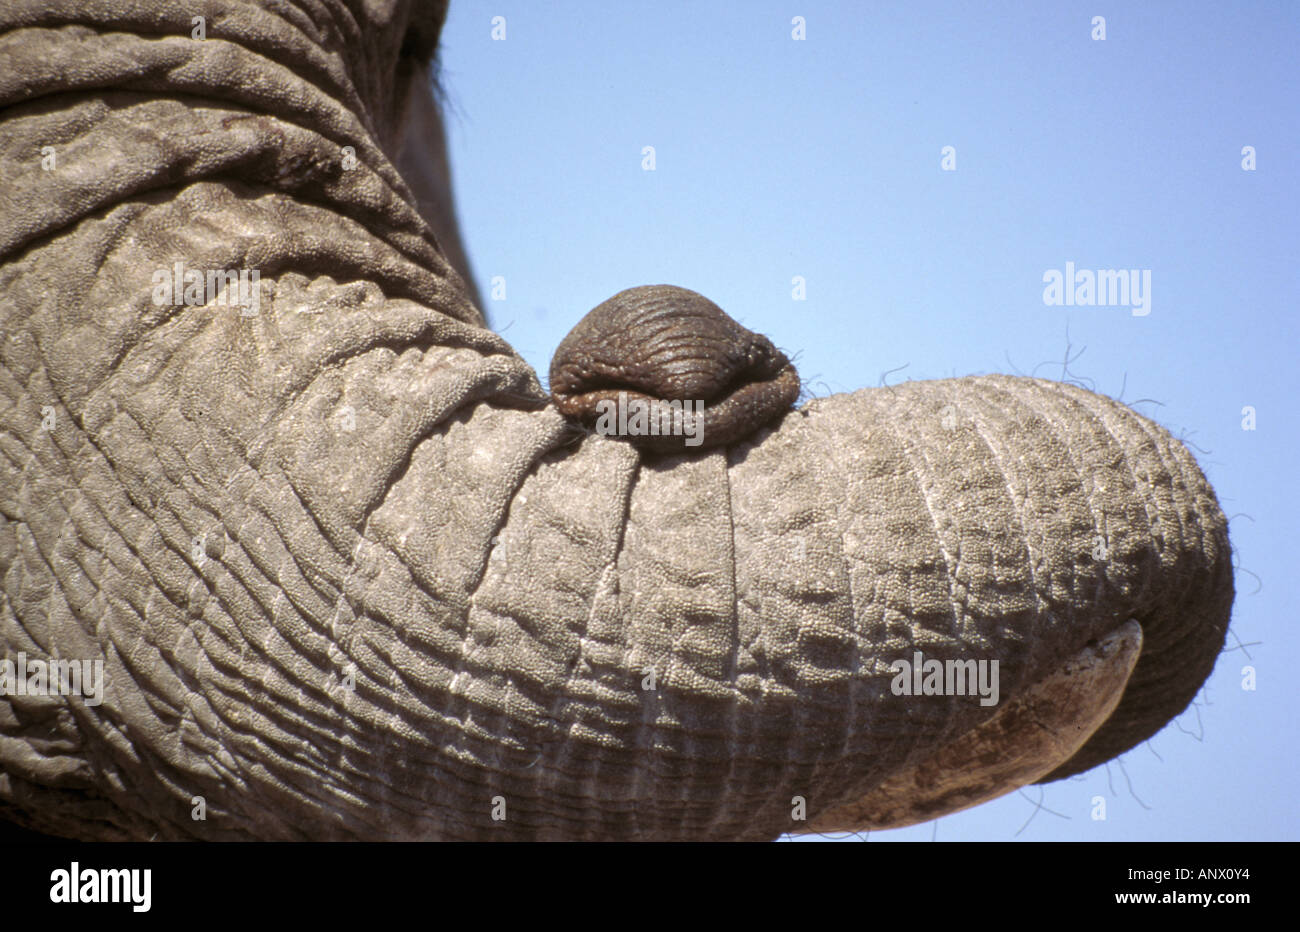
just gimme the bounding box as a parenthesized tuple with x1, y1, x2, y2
(810, 621, 1144, 831)
(549, 285, 801, 452)
(0, 0, 1232, 841)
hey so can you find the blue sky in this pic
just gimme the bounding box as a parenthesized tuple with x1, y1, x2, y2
(435, 0, 1297, 840)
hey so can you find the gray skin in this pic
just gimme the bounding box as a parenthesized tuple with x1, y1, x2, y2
(0, 0, 1232, 841)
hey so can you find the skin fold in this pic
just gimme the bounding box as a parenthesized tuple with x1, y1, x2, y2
(0, 0, 1232, 840)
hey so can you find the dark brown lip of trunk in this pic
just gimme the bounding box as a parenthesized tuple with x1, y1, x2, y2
(553, 364, 794, 416)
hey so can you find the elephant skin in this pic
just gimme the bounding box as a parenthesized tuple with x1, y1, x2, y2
(0, 0, 1232, 841)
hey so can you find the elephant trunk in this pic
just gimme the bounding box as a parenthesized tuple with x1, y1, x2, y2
(776, 374, 1234, 831)
(0, 0, 1232, 841)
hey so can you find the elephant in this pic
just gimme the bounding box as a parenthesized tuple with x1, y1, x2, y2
(0, 0, 1233, 841)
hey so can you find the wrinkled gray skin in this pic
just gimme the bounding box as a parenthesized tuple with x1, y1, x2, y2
(0, 0, 1233, 841)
